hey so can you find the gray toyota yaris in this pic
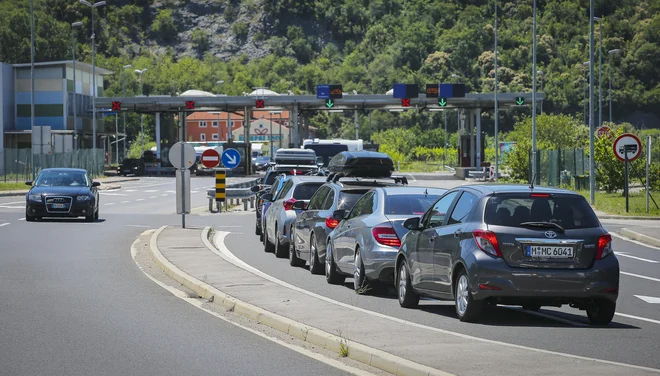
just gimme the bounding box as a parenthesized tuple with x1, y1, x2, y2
(395, 185, 619, 326)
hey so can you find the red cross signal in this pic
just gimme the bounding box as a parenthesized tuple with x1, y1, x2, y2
(185, 101, 195, 110)
(111, 101, 121, 111)
(255, 99, 265, 108)
(401, 98, 411, 107)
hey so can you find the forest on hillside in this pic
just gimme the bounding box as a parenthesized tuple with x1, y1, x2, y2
(1, 0, 659, 143)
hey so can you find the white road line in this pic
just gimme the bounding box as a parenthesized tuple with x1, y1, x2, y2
(99, 192, 128, 196)
(611, 232, 660, 251)
(149, 196, 157, 199)
(209, 231, 660, 373)
(136, 198, 145, 201)
(0, 223, 10, 228)
(104, 203, 116, 206)
(125, 189, 137, 192)
(165, 190, 176, 193)
(615, 313, 660, 325)
(121, 201, 130, 204)
(0, 206, 23, 209)
(144, 190, 159, 193)
(17, 218, 25, 221)
(161, 194, 168, 197)
(616, 252, 659, 264)
(191, 191, 199, 194)
(621, 271, 660, 283)
(125, 224, 150, 228)
(0, 201, 24, 205)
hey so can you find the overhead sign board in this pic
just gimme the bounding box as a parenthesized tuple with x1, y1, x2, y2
(439, 83, 466, 98)
(613, 133, 642, 162)
(425, 84, 439, 98)
(392, 84, 419, 99)
(316, 84, 343, 99)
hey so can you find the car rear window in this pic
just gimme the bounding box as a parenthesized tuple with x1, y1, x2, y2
(337, 190, 369, 210)
(484, 194, 600, 230)
(385, 194, 441, 215)
(293, 183, 324, 200)
(265, 168, 317, 185)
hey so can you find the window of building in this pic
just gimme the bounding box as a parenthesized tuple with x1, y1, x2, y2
(200, 134, 206, 141)
(212, 121, 218, 127)
(200, 121, 207, 128)
(212, 134, 219, 140)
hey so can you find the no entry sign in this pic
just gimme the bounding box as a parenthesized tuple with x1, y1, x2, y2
(201, 149, 221, 169)
(613, 133, 642, 162)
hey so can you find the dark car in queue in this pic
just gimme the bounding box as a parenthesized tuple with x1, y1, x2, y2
(253, 156, 272, 171)
(117, 158, 144, 176)
(25, 168, 101, 222)
(327, 187, 446, 291)
(395, 185, 619, 325)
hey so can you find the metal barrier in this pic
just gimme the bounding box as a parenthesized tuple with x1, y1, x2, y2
(206, 178, 260, 213)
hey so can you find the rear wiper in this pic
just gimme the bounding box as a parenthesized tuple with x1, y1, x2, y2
(519, 221, 565, 233)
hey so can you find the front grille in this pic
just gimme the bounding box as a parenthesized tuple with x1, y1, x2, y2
(45, 196, 73, 213)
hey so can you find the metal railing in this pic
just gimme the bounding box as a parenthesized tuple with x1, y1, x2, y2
(1, 148, 105, 182)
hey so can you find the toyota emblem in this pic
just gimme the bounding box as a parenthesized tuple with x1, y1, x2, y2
(545, 230, 557, 239)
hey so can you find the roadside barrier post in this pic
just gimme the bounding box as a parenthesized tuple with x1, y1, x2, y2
(215, 169, 226, 213)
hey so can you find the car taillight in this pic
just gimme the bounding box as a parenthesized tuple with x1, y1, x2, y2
(283, 198, 296, 211)
(596, 234, 613, 259)
(372, 225, 401, 248)
(530, 193, 551, 198)
(325, 216, 339, 229)
(473, 230, 502, 257)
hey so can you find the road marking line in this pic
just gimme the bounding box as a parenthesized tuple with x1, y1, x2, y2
(502, 306, 589, 327)
(136, 198, 145, 201)
(210, 231, 660, 373)
(104, 203, 116, 206)
(165, 190, 176, 193)
(125, 189, 137, 192)
(0, 201, 24, 205)
(621, 271, 660, 283)
(121, 201, 130, 204)
(130, 238, 377, 376)
(18, 218, 25, 221)
(144, 190, 159, 193)
(615, 313, 660, 325)
(616, 252, 659, 263)
(149, 196, 157, 199)
(0, 206, 23, 209)
(161, 194, 168, 197)
(611, 232, 660, 251)
(125, 224, 150, 228)
(0, 223, 10, 228)
(635, 295, 660, 304)
(99, 192, 128, 196)
(191, 190, 199, 193)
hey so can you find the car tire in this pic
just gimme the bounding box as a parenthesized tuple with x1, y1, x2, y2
(289, 241, 305, 267)
(26, 210, 36, 222)
(255, 221, 261, 236)
(587, 299, 616, 326)
(309, 235, 323, 275)
(325, 243, 345, 285)
(354, 248, 370, 294)
(94, 208, 99, 221)
(397, 260, 419, 308)
(275, 227, 288, 258)
(263, 226, 275, 253)
(85, 212, 95, 222)
(454, 269, 484, 322)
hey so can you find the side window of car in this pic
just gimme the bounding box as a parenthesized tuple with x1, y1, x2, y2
(276, 180, 293, 200)
(348, 192, 374, 219)
(425, 191, 459, 228)
(307, 186, 329, 210)
(447, 192, 478, 225)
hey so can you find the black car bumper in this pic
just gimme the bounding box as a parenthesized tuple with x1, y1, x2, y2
(27, 201, 96, 218)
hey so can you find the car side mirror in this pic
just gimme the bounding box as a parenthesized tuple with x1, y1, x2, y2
(332, 209, 347, 221)
(292, 200, 307, 210)
(262, 193, 273, 202)
(403, 217, 422, 231)
(250, 185, 261, 192)
(25, 181, 33, 186)
(92, 181, 101, 187)
(256, 178, 264, 184)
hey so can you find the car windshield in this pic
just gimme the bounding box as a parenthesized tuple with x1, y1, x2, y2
(256, 157, 270, 163)
(35, 171, 89, 187)
(292, 183, 324, 200)
(484, 194, 600, 230)
(265, 169, 317, 185)
(385, 194, 441, 215)
(337, 190, 370, 210)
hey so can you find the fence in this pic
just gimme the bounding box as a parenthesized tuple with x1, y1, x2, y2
(1, 148, 105, 182)
(536, 148, 589, 188)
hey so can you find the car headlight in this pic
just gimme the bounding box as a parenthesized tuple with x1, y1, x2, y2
(28, 194, 42, 202)
(76, 195, 92, 202)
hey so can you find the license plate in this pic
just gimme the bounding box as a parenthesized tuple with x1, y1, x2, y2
(526, 246, 574, 258)
(51, 204, 67, 209)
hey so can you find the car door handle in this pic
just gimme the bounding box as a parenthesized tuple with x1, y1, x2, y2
(453, 230, 463, 239)
(429, 234, 437, 242)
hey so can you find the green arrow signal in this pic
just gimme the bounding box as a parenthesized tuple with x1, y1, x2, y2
(516, 97, 525, 105)
(325, 99, 334, 108)
(438, 98, 447, 107)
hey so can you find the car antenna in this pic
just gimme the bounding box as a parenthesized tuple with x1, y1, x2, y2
(529, 172, 539, 189)
(424, 188, 428, 197)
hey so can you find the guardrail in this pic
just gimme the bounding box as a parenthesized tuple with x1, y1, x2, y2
(205, 178, 260, 212)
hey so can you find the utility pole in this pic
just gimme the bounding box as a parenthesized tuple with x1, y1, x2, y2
(531, 0, 538, 184)
(71, 22, 83, 151)
(494, 0, 499, 181)
(589, 0, 596, 204)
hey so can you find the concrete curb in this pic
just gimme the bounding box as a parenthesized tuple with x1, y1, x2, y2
(148, 225, 452, 376)
(619, 228, 660, 248)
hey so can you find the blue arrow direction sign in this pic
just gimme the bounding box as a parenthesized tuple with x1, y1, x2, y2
(317, 85, 331, 99)
(222, 148, 241, 169)
(101, 108, 116, 117)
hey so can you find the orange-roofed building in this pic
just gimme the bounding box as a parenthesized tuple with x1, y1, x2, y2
(185, 111, 290, 142)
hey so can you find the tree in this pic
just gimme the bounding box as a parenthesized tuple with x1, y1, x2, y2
(191, 29, 210, 53)
(151, 9, 177, 42)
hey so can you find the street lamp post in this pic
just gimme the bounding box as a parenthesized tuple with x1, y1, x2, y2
(135, 68, 147, 155)
(589, 0, 596, 204)
(122, 64, 131, 158)
(216, 80, 224, 143)
(608, 49, 621, 124)
(269, 112, 273, 157)
(30, 0, 35, 180)
(71, 22, 83, 151)
(531, 0, 538, 185)
(494, 0, 499, 180)
(79, 0, 106, 175)
(537, 70, 544, 114)
(583, 61, 589, 126)
(595, 17, 603, 128)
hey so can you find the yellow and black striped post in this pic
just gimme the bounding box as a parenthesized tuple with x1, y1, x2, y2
(215, 170, 226, 204)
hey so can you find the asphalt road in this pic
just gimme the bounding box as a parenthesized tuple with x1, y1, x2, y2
(224, 210, 660, 370)
(0, 177, 350, 376)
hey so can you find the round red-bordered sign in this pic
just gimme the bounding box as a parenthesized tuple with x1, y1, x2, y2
(597, 126, 612, 140)
(201, 148, 221, 169)
(612, 133, 642, 162)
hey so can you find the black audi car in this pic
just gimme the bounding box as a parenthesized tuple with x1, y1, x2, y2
(25, 168, 101, 222)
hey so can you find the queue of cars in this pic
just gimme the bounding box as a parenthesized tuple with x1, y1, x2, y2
(252, 149, 620, 326)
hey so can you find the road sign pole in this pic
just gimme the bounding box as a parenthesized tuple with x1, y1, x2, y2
(624, 151, 629, 213)
(181, 112, 186, 228)
(647, 136, 651, 214)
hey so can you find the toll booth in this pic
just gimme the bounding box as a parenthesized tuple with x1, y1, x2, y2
(458, 135, 485, 168)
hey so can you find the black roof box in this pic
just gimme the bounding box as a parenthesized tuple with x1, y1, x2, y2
(327, 151, 394, 178)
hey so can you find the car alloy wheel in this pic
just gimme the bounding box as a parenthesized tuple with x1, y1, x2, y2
(354, 248, 369, 293)
(456, 275, 469, 317)
(397, 260, 419, 308)
(454, 270, 484, 322)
